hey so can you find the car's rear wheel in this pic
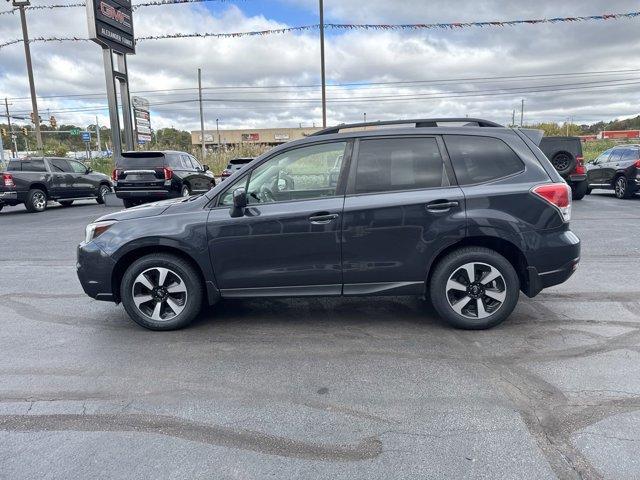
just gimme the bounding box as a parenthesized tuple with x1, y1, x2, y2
(58, 200, 74, 207)
(120, 254, 203, 330)
(25, 189, 47, 213)
(551, 153, 576, 176)
(96, 184, 111, 204)
(571, 180, 588, 200)
(429, 247, 520, 329)
(614, 176, 634, 199)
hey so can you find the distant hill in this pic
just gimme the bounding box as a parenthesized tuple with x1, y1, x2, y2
(581, 115, 640, 134)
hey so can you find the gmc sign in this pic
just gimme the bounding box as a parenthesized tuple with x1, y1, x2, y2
(87, 0, 135, 54)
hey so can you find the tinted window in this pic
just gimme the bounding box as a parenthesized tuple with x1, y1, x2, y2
(595, 149, 612, 164)
(7, 160, 21, 171)
(246, 142, 346, 204)
(608, 149, 624, 163)
(119, 155, 164, 169)
(21, 160, 47, 172)
(165, 155, 183, 169)
(620, 148, 639, 162)
(355, 137, 444, 194)
(69, 160, 88, 173)
(445, 135, 524, 185)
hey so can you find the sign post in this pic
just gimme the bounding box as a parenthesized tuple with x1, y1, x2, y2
(132, 96, 151, 145)
(86, 0, 136, 162)
(82, 131, 92, 159)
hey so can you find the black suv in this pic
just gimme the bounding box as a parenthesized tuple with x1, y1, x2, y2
(112, 150, 216, 208)
(539, 136, 589, 200)
(0, 157, 112, 213)
(586, 144, 640, 198)
(77, 118, 580, 331)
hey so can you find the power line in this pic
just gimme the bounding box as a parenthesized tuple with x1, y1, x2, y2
(0, 0, 232, 16)
(6, 68, 640, 102)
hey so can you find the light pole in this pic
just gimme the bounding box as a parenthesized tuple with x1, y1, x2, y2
(12, 0, 43, 150)
(319, 0, 327, 128)
(198, 68, 206, 161)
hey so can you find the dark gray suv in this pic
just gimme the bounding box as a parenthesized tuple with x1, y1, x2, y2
(77, 119, 580, 331)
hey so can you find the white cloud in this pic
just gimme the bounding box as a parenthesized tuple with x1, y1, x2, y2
(0, 0, 639, 132)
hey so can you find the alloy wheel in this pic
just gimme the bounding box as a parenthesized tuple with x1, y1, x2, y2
(615, 177, 626, 198)
(99, 185, 110, 202)
(33, 192, 46, 210)
(446, 262, 507, 319)
(182, 186, 190, 197)
(131, 267, 188, 321)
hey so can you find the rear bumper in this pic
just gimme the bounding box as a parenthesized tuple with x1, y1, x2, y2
(115, 189, 173, 199)
(0, 191, 19, 205)
(76, 242, 117, 302)
(523, 228, 580, 297)
(568, 174, 587, 183)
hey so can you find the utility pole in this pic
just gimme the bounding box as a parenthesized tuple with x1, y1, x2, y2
(5, 98, 17, 158)
(216, 118, 220, 149)
(14, 0, 42, 150)
(96, 116, 101, 152)
(511, 109, 515, 127)
(198, 68, 206, 161)
(319, 0, 327, 127)
(520, 99, 525, 126)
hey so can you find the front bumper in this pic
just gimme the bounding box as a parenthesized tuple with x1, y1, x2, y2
(77, 242, 117, 302)
(523, 228, 580, 297)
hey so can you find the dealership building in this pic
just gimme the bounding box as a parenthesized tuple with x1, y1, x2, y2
(191, 127, 323, 149)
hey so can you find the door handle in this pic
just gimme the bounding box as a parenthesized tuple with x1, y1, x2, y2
(309, 212, 339, 224)
(426, 200, 459, 212)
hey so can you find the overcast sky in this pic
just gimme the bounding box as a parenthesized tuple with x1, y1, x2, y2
(1, 0, 639, 131)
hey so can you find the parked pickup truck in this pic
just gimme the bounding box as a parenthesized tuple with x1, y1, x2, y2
(0, 157, 113, 213)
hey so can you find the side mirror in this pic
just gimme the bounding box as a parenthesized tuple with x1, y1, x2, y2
(230, 187, 247, 217)
(86, 166, 93, 173)
(202, 165, 209, 171)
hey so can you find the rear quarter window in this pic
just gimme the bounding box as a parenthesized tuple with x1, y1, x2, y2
(444, 135, 525, 185)
(20, 160, 47, 172)
(7, 161, 21, 171)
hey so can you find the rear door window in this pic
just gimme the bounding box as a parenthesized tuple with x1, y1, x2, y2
(354, 137, 445, 194)
(49, 158, 73, 172)
(21, 159, 47, 172)
(444, 135, 525, 185)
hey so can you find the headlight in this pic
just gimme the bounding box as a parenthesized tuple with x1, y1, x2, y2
(85, 220, 116, 243)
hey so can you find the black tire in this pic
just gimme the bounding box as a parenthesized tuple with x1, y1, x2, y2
(120, 254, 203, 331)
(571, 180, 588, 200)
(429, 247, 520, 330)
(551, 152, 576, 176)
(96, 184, 111, 204)
(58, 200, 74, 207)
(25, 188, 47, 213)
(181, 184, 191, 197)
(0, 204, 3, 212)
(614, 176, 634, 199)
(585, 187, 592, 195)
(123, 199, 139, 209)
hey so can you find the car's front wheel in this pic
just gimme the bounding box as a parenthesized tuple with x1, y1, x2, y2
(429, 247, 520, 329)
(181, 185, 191, 197)
(120, 254, 203, 330)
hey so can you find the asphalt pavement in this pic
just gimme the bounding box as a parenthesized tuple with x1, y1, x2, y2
(0, 191, 639, 480)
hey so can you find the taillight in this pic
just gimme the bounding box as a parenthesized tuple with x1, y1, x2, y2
(635, 159, 640, 168)
(574, 156, 585, 174)
(532, 183, 571, 222)
(2, 173, 14, 187)
(163, 167, 173, 180)
(221, 169, 231, 176)
(111, 169, 122, 181)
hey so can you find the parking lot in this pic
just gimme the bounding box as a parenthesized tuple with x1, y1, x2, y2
(0, 192, 638, 479)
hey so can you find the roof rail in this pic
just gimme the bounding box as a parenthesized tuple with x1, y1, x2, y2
(311, 118, 503, 136)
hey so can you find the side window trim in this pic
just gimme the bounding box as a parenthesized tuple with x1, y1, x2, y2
(345, 135, 448, 196)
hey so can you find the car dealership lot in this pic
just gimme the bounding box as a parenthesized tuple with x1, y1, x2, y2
(0, 194, 639, 479)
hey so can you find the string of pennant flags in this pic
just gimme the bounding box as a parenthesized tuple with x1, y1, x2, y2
(0, 0, 234, 15)
(1, 11, 639, 50)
